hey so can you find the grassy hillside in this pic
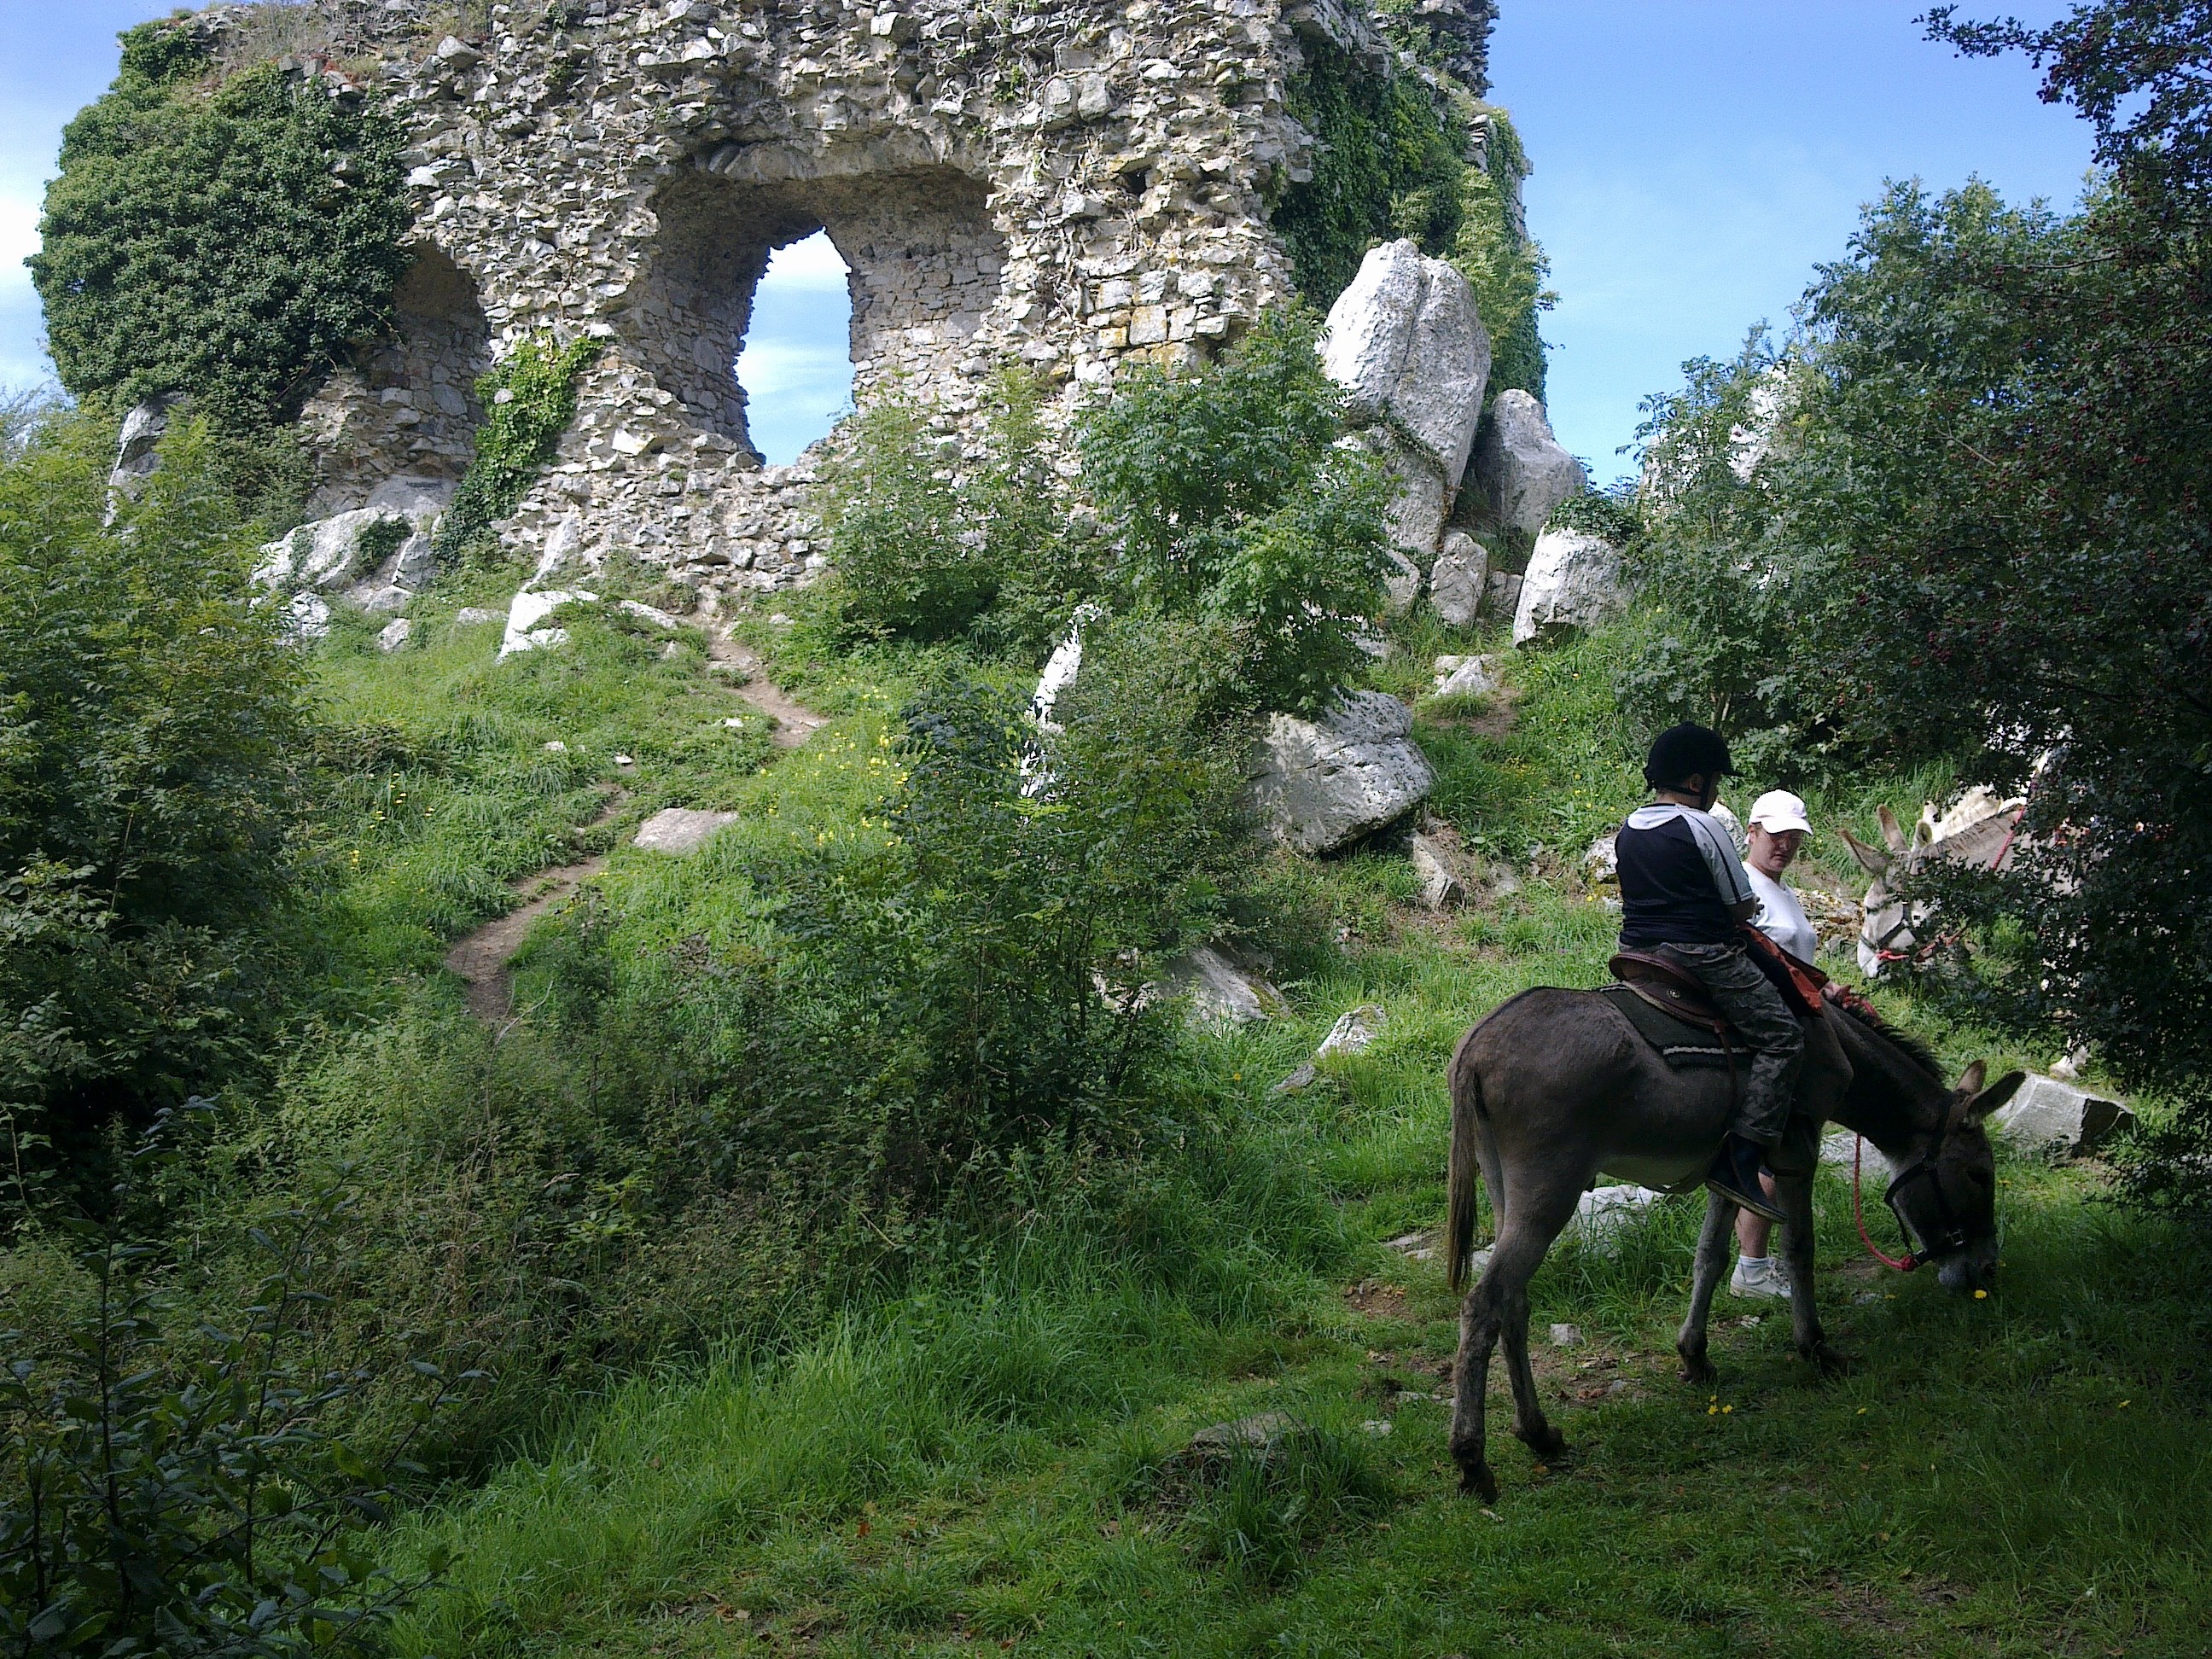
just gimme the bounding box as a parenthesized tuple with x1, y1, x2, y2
(283, 608, 2209, 1656)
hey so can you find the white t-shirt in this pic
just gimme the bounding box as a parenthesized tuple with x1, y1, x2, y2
(1749, 866, 1817, 964)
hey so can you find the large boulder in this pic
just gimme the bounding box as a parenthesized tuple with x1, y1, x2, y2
(1471, 389, 1584, 540)
(1993, 1075, 2133, 1159)
(1428, 531, 1489, 628)
(1245, 690, 1435, 854)
(1340, 427, 1449, 572)
(499, 588, 599, 657)
(1513, 529, 1625, 649)
(1155, 944, 1288, 1027)
(107, 396, 178, 517)
(254, 477, 451, 612)
(1320, 239, 1492, 490)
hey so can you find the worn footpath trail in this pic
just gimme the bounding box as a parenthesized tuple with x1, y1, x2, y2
(443, 616, 822, 1022)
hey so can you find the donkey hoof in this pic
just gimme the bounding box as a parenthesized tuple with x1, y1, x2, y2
(1516, 1423, 1568, 1461)
(1807, 1342, 1857, 1377)
(1458, 1462, 1499, 1503)
(1678, 1351, 1717, 1387)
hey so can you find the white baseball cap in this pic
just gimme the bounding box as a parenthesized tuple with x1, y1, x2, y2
(1748, 789, 1813, 835)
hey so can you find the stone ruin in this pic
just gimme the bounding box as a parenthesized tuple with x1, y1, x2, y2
(149, 0, 1589, 622)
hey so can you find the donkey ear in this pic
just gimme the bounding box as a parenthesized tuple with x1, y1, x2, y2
(1953, 1059, 1987, 1096)
(1962, 1068, 2027, 1124)
(1877, 805, 1910, 856)
(1841, 828, 1891, 877)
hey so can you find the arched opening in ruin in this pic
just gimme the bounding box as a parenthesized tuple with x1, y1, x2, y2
(736, 230, 856, 466)
(633, 166, 1004, 464)
(368, 246, 492, 481)
(307, 245, 492, 512)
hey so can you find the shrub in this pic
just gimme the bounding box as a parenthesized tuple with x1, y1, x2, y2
(1080, 309, 1395, 716)
(0, 1108, 462, 1656)
(818, 370, 1097, 655)
(0, 413, 306, 1173)
(31, 38, 410, 428)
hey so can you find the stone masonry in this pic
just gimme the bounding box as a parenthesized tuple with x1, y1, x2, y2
(194, 0, 1505, 601)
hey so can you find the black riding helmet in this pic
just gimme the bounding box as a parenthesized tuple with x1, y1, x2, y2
(1644, 722, 1736, 790)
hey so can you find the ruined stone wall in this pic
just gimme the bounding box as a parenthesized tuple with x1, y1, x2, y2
(226, 0, 1492, 597)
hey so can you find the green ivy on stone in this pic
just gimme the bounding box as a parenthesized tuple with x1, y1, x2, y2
(1272, 38, 1469, 308)
(32, 24, 411, 428)
(1451, 107, 1551, 400)
(434, 334, 603, 562)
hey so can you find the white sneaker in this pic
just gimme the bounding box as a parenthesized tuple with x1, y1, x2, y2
(1729, 1256, 1793, 1300)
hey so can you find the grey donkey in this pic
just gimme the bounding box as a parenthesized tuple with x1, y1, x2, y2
(1441, 987, 2019, 1502)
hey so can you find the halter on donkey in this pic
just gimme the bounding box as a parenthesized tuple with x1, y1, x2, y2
(1441, 982, 2017, 1503)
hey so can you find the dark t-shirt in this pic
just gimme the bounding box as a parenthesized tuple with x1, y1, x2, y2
(1616, 807, 1754, 948)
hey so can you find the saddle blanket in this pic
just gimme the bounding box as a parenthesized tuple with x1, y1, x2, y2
(1597, 981, 1740, 1070)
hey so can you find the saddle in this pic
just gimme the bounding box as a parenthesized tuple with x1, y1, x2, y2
(1607, 950, 1727, 1027)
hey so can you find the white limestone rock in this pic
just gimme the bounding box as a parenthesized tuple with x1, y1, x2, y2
(1321, 239, 1492, 489)
(1430, 654, 1499, 700)
(1156, 944, 1287, 1027)
(284, 591, 331, 643)
(453, 606, 502, 626)
(376, 617, 414, 653)
(1244, 690, 1435, 855)
(1411, 833, 1466, 910)
(1513, 530, 1625, 649)
(1993, 1075, 2133, 1159)
(1272, 1003, 1385, 1093)
(1342, 428, 1449, 571)
(499, 588, 599, 658)
(1382, 549, 1423, 616)
(633, 808, 742, 855)
(1484, 569, 1523, 622)
(1472, 390, 1584, 539)
(1428, 532, 1489, 628)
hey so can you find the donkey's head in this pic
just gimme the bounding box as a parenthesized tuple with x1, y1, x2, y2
(1841, 789, 2024, 977)
(1887, 1060, 2022, 1295)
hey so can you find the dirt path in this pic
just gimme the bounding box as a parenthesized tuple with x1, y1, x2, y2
(706, 625, 825, 748)
(443, 623, 825, 1027)
(445, 791, 626, 1026)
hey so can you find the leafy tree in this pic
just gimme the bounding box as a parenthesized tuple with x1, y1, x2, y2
(1632, 133, 2212, 1203)
(1080, 309, 1396, 717)
(30, 22, 410, 428)
(0, 411, 306, 1169)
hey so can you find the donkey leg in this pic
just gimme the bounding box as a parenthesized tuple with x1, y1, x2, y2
(1778, 1173, 1853, 1374)
(1448, 1264, 1506, 1502)
(1676, 1190, 1737, 1385)
(1498, 1266, 1569, 1463)
(1490, 1180, 1584, 1465)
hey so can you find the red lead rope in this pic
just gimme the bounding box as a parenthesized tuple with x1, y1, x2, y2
(1854, 1135, 1920, 1272)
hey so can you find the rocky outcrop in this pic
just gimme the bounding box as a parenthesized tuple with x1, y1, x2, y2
(1322, 240, 1492, 574)
(253, 476, 451, 617)
(1427, 530, 1489, 628)
(1244, 690, 1435, 854)
(1471, 389, 1582, 540)
(1322, 239, 1492, 487)
(1512, 529, 1625, 648)
(106, 396, 178, 521)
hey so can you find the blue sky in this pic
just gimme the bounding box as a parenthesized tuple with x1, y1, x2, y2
(3, 2, 2094, 472)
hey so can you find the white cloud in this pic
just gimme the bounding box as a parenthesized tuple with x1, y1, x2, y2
(760, 230, 851, 290)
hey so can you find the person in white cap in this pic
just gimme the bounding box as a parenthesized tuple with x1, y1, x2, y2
(1731, 788, 1819, 1298)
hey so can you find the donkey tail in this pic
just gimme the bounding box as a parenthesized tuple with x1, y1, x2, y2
(1446, 1029, 1490, 1294)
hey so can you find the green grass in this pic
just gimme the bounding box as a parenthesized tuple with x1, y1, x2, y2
(322, 606, 2203, 1654)
(298, 578, 777, 1010)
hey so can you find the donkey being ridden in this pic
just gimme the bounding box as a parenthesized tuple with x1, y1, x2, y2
(1440, 979, 2018, 1503)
